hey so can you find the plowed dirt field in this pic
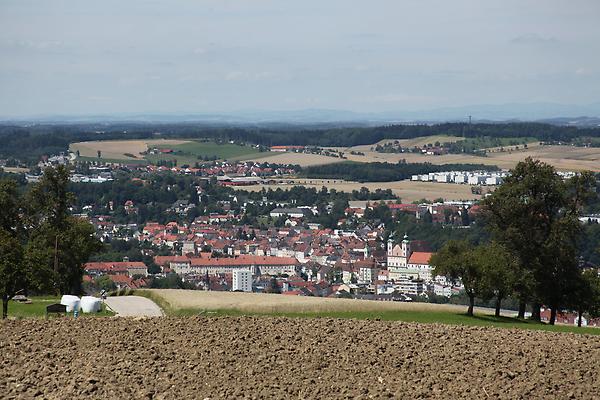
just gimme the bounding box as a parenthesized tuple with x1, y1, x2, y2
(2, 317, 599, 399)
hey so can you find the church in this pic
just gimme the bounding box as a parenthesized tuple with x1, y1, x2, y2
(387, 233, 434, 282)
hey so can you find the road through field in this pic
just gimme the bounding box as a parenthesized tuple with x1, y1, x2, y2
(104, 296, 163, 317)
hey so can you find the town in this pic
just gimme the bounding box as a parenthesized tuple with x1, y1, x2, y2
(9, 148, 597, 329)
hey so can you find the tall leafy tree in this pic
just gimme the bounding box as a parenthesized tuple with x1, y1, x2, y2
(0, 230, 26, 318)
(482, 158, 597, 321)
(570, 269, 600, 327)
(26, 165, 74, 230)
(25, 166, 101, 295)
(0, 179, 28, 318)
(431, 240, 484, 316)
(476, 242, 517, 317)
(482, 158, 568, 319)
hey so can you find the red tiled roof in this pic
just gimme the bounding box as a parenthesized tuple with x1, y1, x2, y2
(408, 252, 433, 265)
(282, 290, 303, 296)
(190, 255, 297, 267)
(109, 274, 133, 284)
(154, 255, 190, 266)
(388, 204, 419, 212)
(84, 261, 146, 273)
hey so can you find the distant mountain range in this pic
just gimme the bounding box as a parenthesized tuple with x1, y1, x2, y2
(2, 102, 600, 127)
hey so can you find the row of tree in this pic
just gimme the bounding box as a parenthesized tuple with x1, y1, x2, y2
(300, 161, 498, 183)
(431, 158, 600, 324)
(0, 165, 100, 318)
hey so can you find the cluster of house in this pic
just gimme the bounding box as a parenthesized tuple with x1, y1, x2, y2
(84, 203, 464, 299)
(270, 145, 306, 152)
(54, 153, 297, 180)
(346, 200, 479, 225)
(374, 142, 450, 155)
(83, 260, 149, 289)
(142, 161, 296, 179)
(38, 153, 74, 168)
(539, 308, 600, 327)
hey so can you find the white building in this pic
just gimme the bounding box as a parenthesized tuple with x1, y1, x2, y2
(434, 173, 451, 183)
(387, 234, 434, 282)
(454, 174, 467, 184)
(468, 175, 485, 185)
(433, 284, 453, 297)
(182, 241, 197, 255)
(358, 266, 376, 284)
(485, 176, 503, 186)
(269, 208, 312, 218)
(232, 269, 252, 292)
(394, 277, 425, 296)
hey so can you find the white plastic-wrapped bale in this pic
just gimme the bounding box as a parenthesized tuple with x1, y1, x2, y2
(60, 295, 81, 312)
(80, 296, 102, 313)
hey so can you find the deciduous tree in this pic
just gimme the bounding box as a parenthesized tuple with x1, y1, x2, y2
(476, 242, 517, 317)
(431, 240, 484, 316)
(481, 158, 577, 320)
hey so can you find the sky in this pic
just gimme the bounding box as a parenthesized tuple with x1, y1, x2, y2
(1, 0, 599, 118)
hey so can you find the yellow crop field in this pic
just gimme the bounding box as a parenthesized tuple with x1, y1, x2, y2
(248, 152, 346, 166)
(69, 139, 190, 159)
(332, 143, 600, 172)
(145, 288, 498, 315)
(235, 179, 486, 202)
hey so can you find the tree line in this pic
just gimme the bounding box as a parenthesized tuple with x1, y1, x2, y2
(3, 121, 600, 165)
(430, 158, 600, 324)
(0, 165, 100, 318)
(300, 161, 498, 182)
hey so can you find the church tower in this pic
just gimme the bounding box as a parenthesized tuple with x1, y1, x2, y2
(401, 233, 411, 258)
(387, 232, 394, 256)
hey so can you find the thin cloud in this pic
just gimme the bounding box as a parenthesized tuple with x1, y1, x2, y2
(510, 33, 558, 45)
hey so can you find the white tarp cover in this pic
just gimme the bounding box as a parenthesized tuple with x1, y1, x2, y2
(60, 295, 80, 312)
(80, 296, 101, 313)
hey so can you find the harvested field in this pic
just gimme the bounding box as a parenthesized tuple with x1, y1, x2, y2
(69, 139, 190, 160)
(247, 152, 345, 166)
(485, 145, 600, 171)
(1, 166, 30, 173)
(336, 143, 600, 172)
(147, 289, 494, 314)
(2, 316, 600, 399)
(341, 135, 465, 153)
(395, 134, 465, 148)
(235, 179, 487, 202)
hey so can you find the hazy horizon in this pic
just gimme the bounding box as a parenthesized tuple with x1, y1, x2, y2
(1, 1, 600, 118)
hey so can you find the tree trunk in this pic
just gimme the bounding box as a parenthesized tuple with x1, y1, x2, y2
(530, 302, 541, 322)
(518, 300, 526, 319)
(578, 308, 583, 328)
(495, 297, 502, 317)
(2, 295, 8, 319)
(467, 294, 475, 316)
(549, 307, 557, 325)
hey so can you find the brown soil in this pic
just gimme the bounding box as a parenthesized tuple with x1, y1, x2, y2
(1, 317, 599, 399)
